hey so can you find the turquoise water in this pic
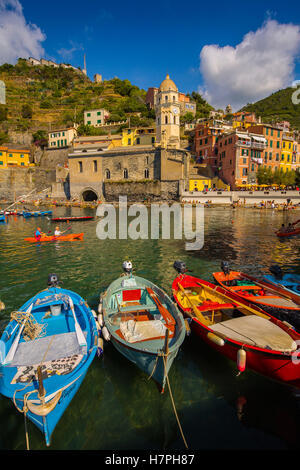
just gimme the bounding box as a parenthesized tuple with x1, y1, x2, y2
(0, 205, 300, 450)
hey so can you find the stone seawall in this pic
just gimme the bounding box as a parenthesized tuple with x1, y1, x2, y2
(103, 180, 179, 202)
(0, 167, 56, 200)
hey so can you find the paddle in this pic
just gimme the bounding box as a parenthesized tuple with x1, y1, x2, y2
(194, 281, 270, 320)
(2, 303, 33, 365)
(68, 296, 87, 347)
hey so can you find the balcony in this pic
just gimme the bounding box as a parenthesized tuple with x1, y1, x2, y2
(236, 140, 266, 150)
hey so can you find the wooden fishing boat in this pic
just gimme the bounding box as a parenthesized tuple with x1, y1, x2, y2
(212, 262, 300, 330)
(24, 233, 84, 243)
(172, 261, 300, 386)
(263, 265, 300, 298)
(0, 274, 102, 447)
(100, 262, 186, 393)
(51, 216, 94, 222)
(0, 214, 6, 223)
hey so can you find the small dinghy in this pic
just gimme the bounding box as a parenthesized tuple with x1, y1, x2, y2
(212, 262, 300, 330)
(0, 274, 101, 447)
(0, 214, 6, 224)
(172, 261, 300, 386)
(100, 261, 186, 393)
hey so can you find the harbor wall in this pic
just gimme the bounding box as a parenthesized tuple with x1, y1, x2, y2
(181, 191, 300, 205)
(0, 167, 56, 200)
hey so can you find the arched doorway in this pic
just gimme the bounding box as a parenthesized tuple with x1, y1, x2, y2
(81, 189, 99, 202)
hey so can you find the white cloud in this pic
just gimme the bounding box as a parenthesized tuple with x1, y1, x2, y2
(0, 0, 46, 64)
(58, 40, 83, 61)
(199, 19, 300, 111)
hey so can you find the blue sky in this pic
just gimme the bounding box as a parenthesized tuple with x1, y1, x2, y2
(1, 0, 300, 109)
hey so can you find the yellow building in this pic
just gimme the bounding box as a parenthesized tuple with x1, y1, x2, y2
(280, 135, 294, 172)
(122, 127, 156, 146)
(189, 176, 230, 192)
(0, 146, 31, 168)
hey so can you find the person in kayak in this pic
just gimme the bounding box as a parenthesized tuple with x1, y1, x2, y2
(54, 226, 61, 237)
(34, 227, 44, 241)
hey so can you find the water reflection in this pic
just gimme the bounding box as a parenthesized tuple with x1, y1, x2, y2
(0, 206, 300, 449)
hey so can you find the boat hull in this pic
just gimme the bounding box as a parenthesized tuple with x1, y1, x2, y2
(191, 317, 300, 385)
(102, 274, 186, 392)
(172, 274, 300, 386)
(111, 334, 179, 392)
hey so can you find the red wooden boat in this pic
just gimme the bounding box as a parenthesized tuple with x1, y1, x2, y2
(51, 216, 94, 222)
(172, 261, 300, 386)
(212, 263, 300, 331)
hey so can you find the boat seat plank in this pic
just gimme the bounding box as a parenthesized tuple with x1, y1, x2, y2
(210, 315, 297, 351)
(116, 319, 174, 344)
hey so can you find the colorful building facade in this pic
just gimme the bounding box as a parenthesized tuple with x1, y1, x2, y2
(0, 146, 31, 167)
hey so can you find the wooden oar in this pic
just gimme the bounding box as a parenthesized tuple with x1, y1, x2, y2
(177, 282, 211, 325)
(194, 281, 270, 320)
(68, 296, 87, 347)
(146, 288, 175, 330)
(3, 303, 33, 365)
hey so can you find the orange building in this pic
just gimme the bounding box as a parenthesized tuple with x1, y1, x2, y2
(247, 124, 283, 171)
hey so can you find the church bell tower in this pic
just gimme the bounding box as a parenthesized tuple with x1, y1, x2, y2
(155, 74, 180, 149)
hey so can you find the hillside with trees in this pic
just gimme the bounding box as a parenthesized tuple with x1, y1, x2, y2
(241, 87, 300, 130)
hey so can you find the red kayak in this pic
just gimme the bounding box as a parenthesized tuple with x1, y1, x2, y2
(51, 216, 94, 222)
(172, 261, 300, 387)
(25, 233, 84, 243)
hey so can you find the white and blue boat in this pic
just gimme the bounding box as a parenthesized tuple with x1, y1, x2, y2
(264, 265, 300, 298)
(100, 262, 186, 393)
(0, 274, 102, 447)
(22, 211, 52, 218)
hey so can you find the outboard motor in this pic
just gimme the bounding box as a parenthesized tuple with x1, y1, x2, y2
(173, 261, 188, 275)
(48, 273, 60, 287)
(122, 261, 133, 275)
(221, 261, 230, 275)
(269, 265, 283, 280)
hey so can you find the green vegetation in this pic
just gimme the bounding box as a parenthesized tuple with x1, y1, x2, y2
(241, 87, 300, 130)
(257, 166, 300, 186)
(186, 91, 214, 119)
(0, 60, 156, 141)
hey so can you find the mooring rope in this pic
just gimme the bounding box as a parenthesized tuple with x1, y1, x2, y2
(162, 353, 189, 450)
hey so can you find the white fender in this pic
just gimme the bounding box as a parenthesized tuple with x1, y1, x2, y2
(102, 326, 111, 342)
(98, 337, 104, 351)
(91, 309, 97, 319)
(97, 313, 104, 327)
(98, 302, 103, 314)
(237, 349, 246, 373)
(207, 332, 225, 347)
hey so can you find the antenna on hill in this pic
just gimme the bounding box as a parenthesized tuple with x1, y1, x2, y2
(83, 53, 87, 76)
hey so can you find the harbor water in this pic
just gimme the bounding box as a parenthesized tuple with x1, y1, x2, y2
(0, 205, 300, 450)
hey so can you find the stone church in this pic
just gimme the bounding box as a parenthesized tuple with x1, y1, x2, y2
(66, 75, 190, 202)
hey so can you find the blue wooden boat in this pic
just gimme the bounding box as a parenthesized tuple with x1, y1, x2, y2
(264, 265, 300, 298)
(99, 262, 186, 393)
(0, 214, 6, 224)
(0, 274, 102, 447)
(23, 211, 53, 218)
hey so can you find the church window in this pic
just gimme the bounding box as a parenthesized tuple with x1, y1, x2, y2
(165, 116, 168, 124)
(165, 95, 168, 102)
(105, 169, 110, 179)
(124, 169, 128, 179)
(145, 168, 149, 179)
